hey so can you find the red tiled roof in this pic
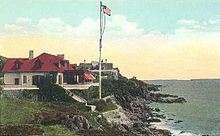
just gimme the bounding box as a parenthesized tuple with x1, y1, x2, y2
(2, 53, 76, 73)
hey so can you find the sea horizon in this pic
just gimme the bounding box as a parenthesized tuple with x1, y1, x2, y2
(145, 78, 220, 81)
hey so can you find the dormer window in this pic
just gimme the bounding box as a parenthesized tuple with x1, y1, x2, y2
(55, 62, 61, 68)
(60, 61, 64, 67)
(15, 63, 20, 69)
(34, 59, 42, 69)
(64, 62, 68, 68)
(62, 60, 69, 68)
(60, 60, 68, 68)
(14, 59, 22, 69)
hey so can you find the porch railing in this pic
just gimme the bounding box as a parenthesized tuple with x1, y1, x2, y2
(0, 84, 39, 90)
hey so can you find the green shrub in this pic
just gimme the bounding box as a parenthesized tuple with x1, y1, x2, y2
(0, 78, 3, 85)
(22, 90, 39, 99)
(0, 86, 2, 95)
(93, 99, 107, 112)
(71, 86, 99, 102)
(93, 99, 117, 112)
(34, 108, 81, 125)
(106, 98, 112, 103)
(38, 82, 73, 102)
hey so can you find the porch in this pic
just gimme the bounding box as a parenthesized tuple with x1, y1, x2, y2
(0, 83, 99, 91)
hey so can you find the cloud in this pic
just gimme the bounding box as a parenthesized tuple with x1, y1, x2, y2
(177, 19, 204, 32)
(176, 15, 220, 33)
(4, 24, 24, 32)
(0, 15, 145, 41)
(16, 18, 32, 26)
(3, 17, 33, 34)
(177, 19, 198, 26)
(175, 27, 193, 34)
(37, 18, 72, 35)
(107, 15, 144, 38)
(1, 16, 220, 79)
(208, 19, 216, 25)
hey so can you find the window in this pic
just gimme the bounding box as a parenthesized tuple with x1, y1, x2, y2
(14, 59, 21, 69)
(34, 59, 42, 69)
(15, 63, 20, 69)
(58, 75, 62, 84)
(23, 76, 27, 83)
(32, 76, 38, 85)
(15, 78, 19, 85)
(55, 63, 59, 68)
(64, 62, 68, 68)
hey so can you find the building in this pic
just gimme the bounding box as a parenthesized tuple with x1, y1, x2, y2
(79, 59, 113, 70)
(1, 51, 96, 90)
(79, 59, 118, 80)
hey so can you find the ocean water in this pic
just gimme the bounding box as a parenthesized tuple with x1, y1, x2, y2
(146, 79, 220, 136)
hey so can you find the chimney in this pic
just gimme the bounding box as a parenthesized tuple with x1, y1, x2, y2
(105, 59, 107, 63)
(84, 60, 86, 63)
(29, 50, 34, 59)
(57, 54, 64, 59)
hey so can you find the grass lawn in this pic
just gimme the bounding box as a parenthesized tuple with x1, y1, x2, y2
(101, 102, 118, 112)
(43, 125, 79, 136)
(0, 96, 82, 135)
(0, 96, 106, 135)
(70, 88, 117, 113)
(0, 96, 50, 124)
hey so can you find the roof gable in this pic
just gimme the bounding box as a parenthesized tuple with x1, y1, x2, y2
(1, 53, 75, 72)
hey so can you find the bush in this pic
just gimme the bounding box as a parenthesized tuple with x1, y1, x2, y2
(93, 99, 117, 112)
(0, 125, 44, 136)
(34, 108, 81, 125)
(106, 98, 112, 103)
(71, 86, 99, 102)
(80, 125, 132, 136)
(102, 102, 117, 112)
(93, 99, 107, 112)
(22, 90, 39, 99)
(0, 78, 3, 85)
(38, 83, 90, 112)
(38, 82, 73, 102)
(0, 86, 2, 95)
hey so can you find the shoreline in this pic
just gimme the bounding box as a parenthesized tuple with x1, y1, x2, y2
(103, 85, 187, 135)
(151, 121, 197, 136)
(147, 79, 220, 136)
(147, 83, 194, 136)
(108, 78, 189, 135)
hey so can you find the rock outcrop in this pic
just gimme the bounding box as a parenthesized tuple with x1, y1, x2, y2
(107, 78, 187, 136)
(61, 115, 90, 130)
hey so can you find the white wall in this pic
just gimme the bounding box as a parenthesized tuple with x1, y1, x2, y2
(4, 73, 20, 85)
(4, 72, 45, 87)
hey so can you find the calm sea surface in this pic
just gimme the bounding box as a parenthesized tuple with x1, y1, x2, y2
(146, 79, 220, 136)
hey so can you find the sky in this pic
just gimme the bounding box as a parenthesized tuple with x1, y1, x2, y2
(0, 0, 220, 80)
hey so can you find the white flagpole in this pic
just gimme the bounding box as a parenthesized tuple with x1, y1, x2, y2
(99, 1, 102, 99)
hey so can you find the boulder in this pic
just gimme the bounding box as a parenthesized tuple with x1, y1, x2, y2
(155, 108, 160, 112)
(150, 128, 172, 136)
(133, 122, 143, 128)
(174, 120, 183, 123)
(62, 115, 90, 130)
(147, 117, 161, 122)
(119, 124, 129, 132)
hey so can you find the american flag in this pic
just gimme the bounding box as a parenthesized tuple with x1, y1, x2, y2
(103, 5, 111, 16)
